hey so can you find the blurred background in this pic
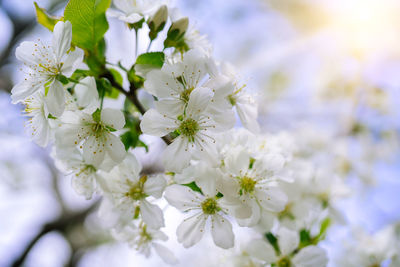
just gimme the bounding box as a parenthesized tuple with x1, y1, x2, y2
(0, 0, 399, 266)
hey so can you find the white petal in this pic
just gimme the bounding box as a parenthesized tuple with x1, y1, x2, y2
(211, 214, 234, 249)
(83, 135, 106, 167)
(153, 243, 178, 265)
(212, 109, 236, 132)
(224, 147, 250, 177)
(155, 99, 185, 117)
(11, 80, 43, 103)
(52, 21, 72, 61)
(174, 164, 196, 184)
(164, 184, 201, 211)
(144, 175, 166, 198)
(292, 246, 328, 267)
(162, 136, 191, 172)
(236, 96, 260, 133)
(140, 109, 176, 137)
(15, 41, 40, 65)
(195, 166, 219, 197)
(256, 187, 287, 212)
(236, 198, 261, 226)
(176, 213, 206, 248)
(45, 80, 65, 117)
(61, 48, 84, 76)
(246, 239, 277, 263)
(121, 153, 142, 176)
(277, 227, 299, 256)
(74, 76, 99, 108)
(140, 200, 164, 229)
(105, 133, 126, 163)
(144, 70, 183, 98)
(101, 108, 125, 129)
(261, 153, 285, 172)
(186, 87, 213, 117)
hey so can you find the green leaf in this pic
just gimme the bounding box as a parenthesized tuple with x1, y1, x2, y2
(70, 69, 93, 80)
(92, 108, 101, 123)
(120, 102, 149, 151)
(64, 0, 111, 51)
(34, 2, 61, 31)
(108, 68, 123, 86)
(135, 52, 165, 68)
(127, 68, 144, 89)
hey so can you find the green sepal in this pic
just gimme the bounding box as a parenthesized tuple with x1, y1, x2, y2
(92, 108, 101, 123)
(57, 74, 69, 85)
(128, 18, 145, 31)
(47, 114, 57, 119)
(182, 181, 203, 194)
(265, 232, 281, 255)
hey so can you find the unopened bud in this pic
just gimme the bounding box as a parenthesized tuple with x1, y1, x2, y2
(148, 5, 168, 37)
(168, 17, 189, 38)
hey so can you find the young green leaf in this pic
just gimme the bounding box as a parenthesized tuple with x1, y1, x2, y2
(64, 0, 111, 51)
(34, 2, 61, 31)
(135, 52, 165, 68)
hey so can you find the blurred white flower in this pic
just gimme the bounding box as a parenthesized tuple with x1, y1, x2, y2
(109, 0, 164, 24)
(217, 146, 288, 226)
(245, 228, 328, 267)
(113, 223, 178, 264)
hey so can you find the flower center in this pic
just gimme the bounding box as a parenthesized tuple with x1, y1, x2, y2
(239, 176, 257, 194)
(179, 118, 199, 141)
(201, 198, 219, 215)
(91, 122, 107, 137)
(277, 256, 292, 267)
(138, 225, 153, 245)
(125, 176, 147, 200)
(228, 94, 237, 106)
(180, 87, 194, 103)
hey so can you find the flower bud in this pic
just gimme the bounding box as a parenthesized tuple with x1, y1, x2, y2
(148, 5, 168, 41)
(164, 17, 189, 50)
(168, 17, 189, 38)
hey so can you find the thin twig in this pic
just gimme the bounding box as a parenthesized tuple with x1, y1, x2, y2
(102, 71, 173, 145)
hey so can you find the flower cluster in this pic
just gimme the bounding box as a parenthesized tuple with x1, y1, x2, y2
(11, 0, 389, 266)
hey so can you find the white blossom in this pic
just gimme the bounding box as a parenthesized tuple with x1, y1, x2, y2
(141, 87, 234, 172)
(56, 108, 126, 168)
(100, 154, 166, 229)
(217, 146, 288, 226)
(23, 92, 53, 147)
(109, 0, 164, 24)
(112, 223, 178, 264)
(165, 184, 234, 249)
(54, 147, 99, 200)
(12, 21, 83, 116)
(144, 49, 221, 117)
(245, 228, 328, 267)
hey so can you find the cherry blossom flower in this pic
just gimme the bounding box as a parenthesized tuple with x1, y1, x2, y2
(12, 21, 83, 116)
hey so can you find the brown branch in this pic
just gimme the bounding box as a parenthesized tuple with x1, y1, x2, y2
(11, 202, 98, 267)
(102, 71, 172, 145)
